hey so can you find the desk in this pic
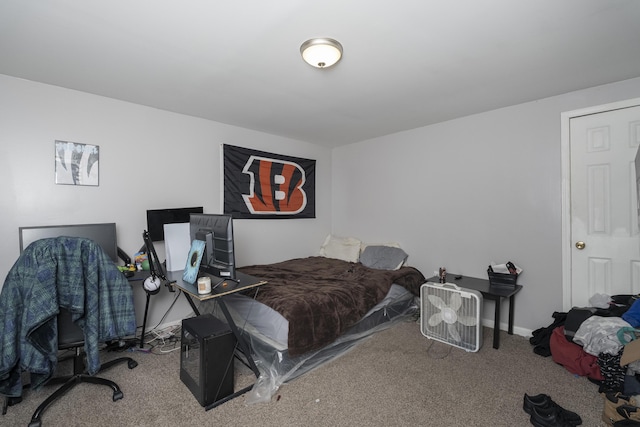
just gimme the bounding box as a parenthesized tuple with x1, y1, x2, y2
(167, 270, 266, 409)
(426, 275, 523, 350)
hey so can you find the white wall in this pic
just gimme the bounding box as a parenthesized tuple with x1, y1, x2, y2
(4, 72, 640, 340)
(0, 74, 332, 328)
(332, 76, 640, 335)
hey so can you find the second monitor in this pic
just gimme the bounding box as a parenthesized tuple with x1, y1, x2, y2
(189, 213, 236, 281)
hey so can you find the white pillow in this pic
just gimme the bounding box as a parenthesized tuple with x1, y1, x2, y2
(319, 234, 362, 263)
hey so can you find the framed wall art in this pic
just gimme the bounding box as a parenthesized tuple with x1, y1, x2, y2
(54, 140, 100, 186)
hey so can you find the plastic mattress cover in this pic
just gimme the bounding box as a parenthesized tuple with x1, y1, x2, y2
(198, 288, 418, 403)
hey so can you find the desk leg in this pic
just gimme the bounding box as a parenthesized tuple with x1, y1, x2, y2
(493, 297, 501, 350)
(182, 292, 201, 316)
(216, 298, 260, 378)
(140, 292, 151, 348)
(508, 295, 515, 335)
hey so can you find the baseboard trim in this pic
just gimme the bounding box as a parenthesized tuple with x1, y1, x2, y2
(481, 319, 532, 339)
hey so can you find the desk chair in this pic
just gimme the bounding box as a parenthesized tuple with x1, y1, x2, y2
(25, 309, 138, 427)
(0, 235, 138, 427)
(1, 309, 139, 426)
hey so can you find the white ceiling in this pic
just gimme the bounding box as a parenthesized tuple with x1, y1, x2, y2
(1, 0, 639, 148)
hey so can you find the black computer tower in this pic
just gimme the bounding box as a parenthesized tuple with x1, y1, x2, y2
(180, 314, 236, 407)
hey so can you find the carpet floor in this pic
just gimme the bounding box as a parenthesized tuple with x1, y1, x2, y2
(2, 320, 607, 427)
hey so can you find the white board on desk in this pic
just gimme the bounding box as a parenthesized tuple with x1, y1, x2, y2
(164, 222, 191, 271)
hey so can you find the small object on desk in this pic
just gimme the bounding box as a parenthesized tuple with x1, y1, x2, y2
(183, 239, 205, 284)
(488, 261, 523, 275)
(454, 275, 462, 280)
(487, 268, 519, 288)
(487, 261, 522, 288)
(439, 267, 447, 283)
(118, 265, 136, 278)
(197, 276, 212, 294)
(213, 278, 238, 292)
(143, 275, 161, 294)
(133, 251, 148, 271)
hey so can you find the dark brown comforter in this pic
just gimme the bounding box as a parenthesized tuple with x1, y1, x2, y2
(238, 256, 425, 356)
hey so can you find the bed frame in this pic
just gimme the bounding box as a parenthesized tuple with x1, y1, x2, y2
(200, 282, 418, 403)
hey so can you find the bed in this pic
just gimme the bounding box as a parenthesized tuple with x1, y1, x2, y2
(196, 236, 426, 402)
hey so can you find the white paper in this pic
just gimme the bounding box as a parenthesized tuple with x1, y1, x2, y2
(164, 223, 191, 272)
(489, 262, 523, 275)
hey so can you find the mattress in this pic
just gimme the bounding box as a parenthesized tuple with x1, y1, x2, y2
(235, 256, 425, 356)
(219, 283, 413, 350)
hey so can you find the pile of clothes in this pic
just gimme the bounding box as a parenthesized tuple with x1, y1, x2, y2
(530, 294, 640, 426)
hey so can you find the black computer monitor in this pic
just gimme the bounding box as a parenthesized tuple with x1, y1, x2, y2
(19, 223, 118, 263)
(146, 207, 204, 242)
(189, 214, 236, 280)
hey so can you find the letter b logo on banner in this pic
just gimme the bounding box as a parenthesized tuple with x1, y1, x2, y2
(242, 156, 307, 214)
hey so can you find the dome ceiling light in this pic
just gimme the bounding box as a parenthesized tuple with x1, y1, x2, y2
(300, 38, 343, 69)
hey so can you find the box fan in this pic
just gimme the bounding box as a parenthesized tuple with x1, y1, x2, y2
(420, 282, 483, 352)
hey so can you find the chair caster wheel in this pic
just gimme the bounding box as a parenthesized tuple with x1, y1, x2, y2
(128, 359, 138, 369)
(28, 419, 42, 427)
(113, 390, 123, 401)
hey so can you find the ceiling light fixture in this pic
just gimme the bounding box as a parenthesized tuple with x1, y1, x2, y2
(300, 38, 343, 69)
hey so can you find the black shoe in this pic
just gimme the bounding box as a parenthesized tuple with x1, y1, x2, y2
(613, 420, 640, 426)
(602, 392, 640, 425)
(530, 405, 575, 427)
(524, 393, 582, 425)
(617, 404, 640, 422)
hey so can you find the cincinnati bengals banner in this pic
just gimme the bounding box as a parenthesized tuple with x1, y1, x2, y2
(223, 144, 316, 219)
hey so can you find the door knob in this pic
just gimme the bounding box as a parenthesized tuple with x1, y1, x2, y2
(575, 241, 586, 250)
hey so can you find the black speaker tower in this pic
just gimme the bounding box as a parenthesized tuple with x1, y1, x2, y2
(180, 314, 236, 407)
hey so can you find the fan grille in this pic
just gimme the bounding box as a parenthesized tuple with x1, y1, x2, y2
(420, 282, 483, 352)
